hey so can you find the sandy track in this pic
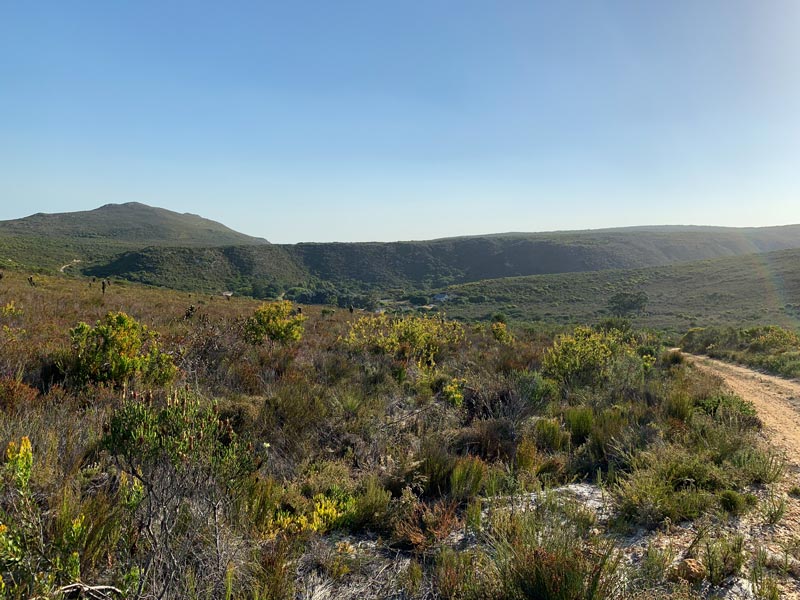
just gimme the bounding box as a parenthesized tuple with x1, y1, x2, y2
(689, 355, 800, 463)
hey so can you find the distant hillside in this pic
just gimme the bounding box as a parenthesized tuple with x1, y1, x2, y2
(2, 204, 800, 303)
(0, 202, 268, 269)
(83, 224, 800, 296)
(288, 225, 800, 284)
(84, 245, 309, 294)
(435, 247, 800, 332)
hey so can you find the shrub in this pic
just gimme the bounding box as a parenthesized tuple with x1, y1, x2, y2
(433, 547, 498, 600)
(0, 377, 38, 412)
(392, 496, 461, 553)
(443, 377, 467, 407)
(420, 440, 457, 497)
(543, 326, 645, 390)
(450, 456, 487, 502)
(244, 300, 306, 346)
(731, 447, 785, 485)
(0, 437, 126, 597)
(341, 313, 465, 368)
(615, 447, 728, 527)
(67, 311, 177, 387)
(533, 418, 570, 453)
(103, 392, 255, 597)
(718, 490, 750, 516)
(490, 503, 620, 600)
(761, 488, 786, 525)
(607, 291, 648, 317)
(564, 406, 594, 446)
(348, 475, 392, 532)
(702, 533, 745, 586)
(491, 321, 514, 345)
(454, 418, 516, 462)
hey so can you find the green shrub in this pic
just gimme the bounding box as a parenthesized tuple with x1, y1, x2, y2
(349, 476, 392, 531)
(341, 313, 465, 368)
(731, 447, 785, 485)
(664, 390, 693, 422)
(702, 533, 745, 586)
(490, 505, 620, 600)
(615, 447, 728, 527)
(761, 488, 786, 525)
(450, 456, 487, 502)
(564, 406, 594, 445)
(67, 311, 177, 387)
(420, 440, 457, 497)
(103, 392, 256, 597)
(533, 418, 570, 453)
(244, 300, 306, 345)
(491, 321, 514, 345)
(513, 370, 558, 410)
(433, 547, 497, 600)
(543, 326, 649, 391)
(443, 377, 467, 407)
(718, 490, 750, 516)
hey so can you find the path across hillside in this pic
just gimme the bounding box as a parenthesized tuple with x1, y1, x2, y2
(689, 355, 800, 463)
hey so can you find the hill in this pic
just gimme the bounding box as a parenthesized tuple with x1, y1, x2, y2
(84, 223, 800, 298)
(434, 246, 800, 332)
(0, 202, 268, 269)
(2, 204, 800, 304)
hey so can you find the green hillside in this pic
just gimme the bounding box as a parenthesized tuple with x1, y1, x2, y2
(84, 245, 310, 295)
(288, 225, 800, 286)
(0, 202, 268, 269)
(434, 247, 800, 332)
(2, 204, 800, 313)
(79, 221, 800, 296)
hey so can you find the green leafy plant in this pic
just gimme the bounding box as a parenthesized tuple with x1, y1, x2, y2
(67, 311, 176, 386)
(244, 300, 306, 346)
(342, 313, 465, 368)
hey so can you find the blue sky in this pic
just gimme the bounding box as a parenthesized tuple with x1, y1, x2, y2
(1, 1, 799, 242)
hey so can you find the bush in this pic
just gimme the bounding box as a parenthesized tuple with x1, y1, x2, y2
(533, 418, 570, 453)
(67, 311, 177, 387)
(491, 321, 514, 345)
(341, 313, 465, 368)
(434, 547, 498, 600)
(718, 490, 751, 516)
(490, 502, 620, 600)
(450, 456, 487, 502)
(543, 326, 647, 390)
(348, 475, 391, 532)
(103, 392, 256, 597)
(244, 301, 306, 346)
(563, 406, 594, 446)
(391, 496, 460, 553)
(615, 447, 729, 527)
(702, 533, 745, 586)
(0, 377, 39, 412)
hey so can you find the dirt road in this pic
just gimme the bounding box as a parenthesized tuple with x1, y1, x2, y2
(689, 355, 800, 464)
(59, 259, 81, 273)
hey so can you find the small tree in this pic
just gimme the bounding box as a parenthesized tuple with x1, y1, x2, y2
(607, 291, 648, 317)
(68, 312, 176, 387)
(244, 300, 306, 346)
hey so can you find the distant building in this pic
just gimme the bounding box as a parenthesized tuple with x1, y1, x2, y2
(433, 293, 450, 303)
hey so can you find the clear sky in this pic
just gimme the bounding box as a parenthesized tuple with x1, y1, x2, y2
(1, 1, 799, 242)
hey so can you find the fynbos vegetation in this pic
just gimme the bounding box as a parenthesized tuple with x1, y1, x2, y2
(0, 270, 794, 599)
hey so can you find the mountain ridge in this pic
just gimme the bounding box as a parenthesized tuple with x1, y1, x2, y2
(2, 203, 800, 301)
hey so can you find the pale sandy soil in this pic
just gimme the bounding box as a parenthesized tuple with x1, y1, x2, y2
(690, 356, 800, 466)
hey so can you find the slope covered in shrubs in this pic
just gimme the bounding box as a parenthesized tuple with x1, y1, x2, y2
(0, 271, 791, 599)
